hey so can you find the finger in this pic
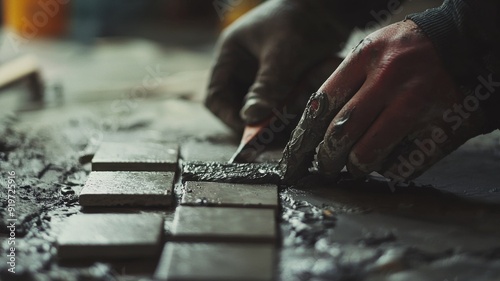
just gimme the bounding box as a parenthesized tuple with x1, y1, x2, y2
(316, 78, 387, 179)
(345, 91, 429, 177)
(241, 56, 344, 129)
(379, 124, 451, 184)
(280, 50, 367, 183)
(240, 41, 318, 125)
(205, 34, 258, 132)
(285, 56, 346, 122)
(379, 110, 485, 184)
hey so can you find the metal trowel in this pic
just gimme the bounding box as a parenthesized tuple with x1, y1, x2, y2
(229, 117, 274, 163)
(229, 56, 344, 164)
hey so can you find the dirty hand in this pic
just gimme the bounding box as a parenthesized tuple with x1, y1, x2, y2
(281, 20, 488, 184)
(205, 0, 346, 132)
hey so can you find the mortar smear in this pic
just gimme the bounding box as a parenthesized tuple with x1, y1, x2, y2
(182, 161, 282, 184)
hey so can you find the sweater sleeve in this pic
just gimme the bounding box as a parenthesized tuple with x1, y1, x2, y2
(406, 0, 500, 130)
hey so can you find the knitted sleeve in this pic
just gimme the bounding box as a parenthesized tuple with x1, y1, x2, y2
(407, 0, 500, 130)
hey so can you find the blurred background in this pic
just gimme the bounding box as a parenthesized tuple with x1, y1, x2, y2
(0, 0, 442, 113)
(0, 0, 262, 112)
(3, 0, 263, 42)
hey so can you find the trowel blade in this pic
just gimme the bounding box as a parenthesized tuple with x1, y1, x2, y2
(229, 119, 271, 163)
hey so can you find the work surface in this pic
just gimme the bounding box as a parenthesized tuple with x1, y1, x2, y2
(1, 38, 500, 281)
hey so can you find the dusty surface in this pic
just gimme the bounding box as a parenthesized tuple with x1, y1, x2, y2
(1, 37, 500, 281)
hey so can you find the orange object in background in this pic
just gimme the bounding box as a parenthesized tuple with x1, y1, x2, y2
(221, 0, 262, 29)
(3, 0, 69, 38)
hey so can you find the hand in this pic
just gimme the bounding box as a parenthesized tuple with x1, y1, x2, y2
(281, 20, 489, 184)
(205, 0, 346, 132)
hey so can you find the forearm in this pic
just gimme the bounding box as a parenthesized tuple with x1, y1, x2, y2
(407, 0, 500, 130)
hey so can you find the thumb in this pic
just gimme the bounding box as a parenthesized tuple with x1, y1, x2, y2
(240, 54, 344, 125)
(206, 35, 258, 133)
(239, 46, 307, 125)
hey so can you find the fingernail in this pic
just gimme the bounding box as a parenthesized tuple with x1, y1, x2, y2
(240, 97, 275, 124)
(346, 161, 367, 179)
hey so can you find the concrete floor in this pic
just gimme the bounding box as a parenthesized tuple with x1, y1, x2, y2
(1, 31, 500, 281)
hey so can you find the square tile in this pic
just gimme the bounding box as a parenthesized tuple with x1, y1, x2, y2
(92, 142, 179, 172)
(181, 139, 236, 162)
(79, 171, 175, 207)
(155, 242, 275, 281)
(182, 181, 278, 209)
(57, 213, 163, 260)
(171, 206, 276, 243)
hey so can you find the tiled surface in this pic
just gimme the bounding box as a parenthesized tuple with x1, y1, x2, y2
(155, 242, 275, 281)
(57, 213, 163, 259)
(92, 142, 179, 172)
(171, 206, 276, 243)
(182, 181, 278, 209)
(18, 32, 500, 281)
(181, 139, 236, 162)
(79, 171, 175, 207)
(367, 256, 500, 281)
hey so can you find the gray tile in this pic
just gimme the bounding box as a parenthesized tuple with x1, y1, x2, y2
(92, 142, 178, 172)
(171, 206, 276, 243)
(154, 242, 275, 281)
(182, 182, 278, 209)
(181, 139, 236, 162)
(57, 213, 163, 259)
(79, 171, 175, 207)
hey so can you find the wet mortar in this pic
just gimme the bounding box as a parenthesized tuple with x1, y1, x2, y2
(0, 114, 112, 280)
(2, 101, 500, 281)
(278, 184, 500, 281)
(182, 161, 282, 184)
